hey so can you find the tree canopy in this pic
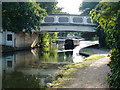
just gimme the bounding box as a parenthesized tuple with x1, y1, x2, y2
(79, 1, 98, 15)
(2, 2, 67, 47)
(90, 1, 120, 88)
(79, 1, 108, 47)
(2, 2, 47, 33)
(38, 2, 67, 14)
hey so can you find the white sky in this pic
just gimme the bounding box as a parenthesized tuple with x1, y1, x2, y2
(57, 0, 83, 14)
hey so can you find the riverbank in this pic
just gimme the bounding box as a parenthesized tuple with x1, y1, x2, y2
(80, 45, 109, 55)
(1, 45, 33, 53)
(48, 47, 110, 88)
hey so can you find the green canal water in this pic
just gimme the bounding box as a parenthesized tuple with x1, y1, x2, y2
(1, 44, 85, 88)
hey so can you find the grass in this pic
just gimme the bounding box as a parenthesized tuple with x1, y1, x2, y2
(49, 55, 105, 88)
(80, 48, 96, 54)
(99, 48, 110, 52)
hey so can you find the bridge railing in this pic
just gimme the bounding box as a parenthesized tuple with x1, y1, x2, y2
(41, 14, 96, 25)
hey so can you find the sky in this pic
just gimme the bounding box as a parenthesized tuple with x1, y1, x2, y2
(57, 0, 83, 14)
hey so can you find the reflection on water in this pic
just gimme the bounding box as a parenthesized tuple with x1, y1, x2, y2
(3, 71, 43, 88)
(1, 44, 85, 88)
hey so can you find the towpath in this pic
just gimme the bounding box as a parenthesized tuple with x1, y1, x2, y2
(62, 48, 110, 88)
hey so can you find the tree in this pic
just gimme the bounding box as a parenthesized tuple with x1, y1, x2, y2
(79, 1, 98, 15)
(79, 1, 108, 47)
(2, 2, 64, 48)
(90, 1, 120, 88)
(38, 2, 67, 47)
(38, 2, 67, 14)
(81, 32, 97, 40)
(97, 26, 108, 48)
(79, 1, 99, 40)
(2, 2, 47, 33)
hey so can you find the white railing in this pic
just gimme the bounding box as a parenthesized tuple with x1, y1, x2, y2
(41, 15, 96, 25)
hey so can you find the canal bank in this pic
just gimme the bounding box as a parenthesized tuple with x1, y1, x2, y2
(48, 47, 110, 88)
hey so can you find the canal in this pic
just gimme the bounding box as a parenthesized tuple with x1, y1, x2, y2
(1, 43, 86, 88)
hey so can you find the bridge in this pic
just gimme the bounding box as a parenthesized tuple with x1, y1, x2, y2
(0, 14, 98, 48)
(38, 14, 97, 32)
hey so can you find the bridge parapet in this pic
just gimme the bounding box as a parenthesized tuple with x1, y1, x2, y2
(41, 14, 96, 26)
(37, 14, 97, 32)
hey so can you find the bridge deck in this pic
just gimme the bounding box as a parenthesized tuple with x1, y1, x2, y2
(38, 14, 97, 32)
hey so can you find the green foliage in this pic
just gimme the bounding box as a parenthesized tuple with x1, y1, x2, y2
(80, 48, 96, 54)
(58, 32, 67, 38)
(39, 2, 68, 14)
(39, 2, 57, 14)
(79, 1, 99, 40)
(97, 26, 108, 48)
(38, 2, 66, 46)
(84, 55, 105, 61)
(81, 32, 97, 40)
(38, 32, 58, 47)
(90, 1, 120, 88)
(79, 1, 108, 48)
(79, 1, 99, 15)
(3, 2, 65, 47)
(49, 33, 58, 44)
(2, 2, 47, 33)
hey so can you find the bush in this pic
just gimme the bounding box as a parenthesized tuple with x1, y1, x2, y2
(90, 2, 120, 88)
(81, 32, 97, 40)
